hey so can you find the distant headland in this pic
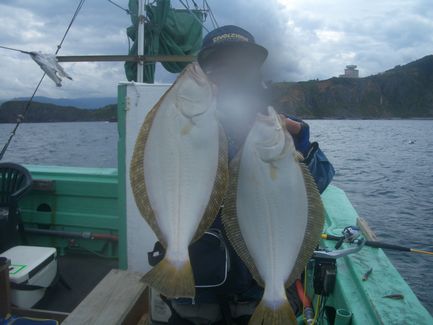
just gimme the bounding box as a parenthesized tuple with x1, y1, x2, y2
(271, 55, 433, 119)
(1, 54, 432, 122)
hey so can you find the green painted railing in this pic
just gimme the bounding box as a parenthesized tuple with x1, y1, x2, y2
(304, 185, 433, 324)
(20, 165, 120, 260)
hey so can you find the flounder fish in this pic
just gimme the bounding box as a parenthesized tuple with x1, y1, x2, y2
(223, 106, 324, 324)
(130, 63, 228, 298)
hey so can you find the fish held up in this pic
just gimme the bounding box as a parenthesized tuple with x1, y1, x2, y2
(222, 106, 324, 324)
(130, 63, 228, 299)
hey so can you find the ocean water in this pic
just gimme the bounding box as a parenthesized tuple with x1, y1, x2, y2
(1, 120, 432, 313)
(308, 119, 433, 315)
(0, 122, 118, 168)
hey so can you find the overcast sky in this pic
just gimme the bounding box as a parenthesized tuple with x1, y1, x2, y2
(0, 0, 432, 99)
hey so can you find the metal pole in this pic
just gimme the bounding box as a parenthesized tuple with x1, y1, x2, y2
(0, 257, 11, 318)
(137, 0, 145, 83)
(56, 54, 195, 62)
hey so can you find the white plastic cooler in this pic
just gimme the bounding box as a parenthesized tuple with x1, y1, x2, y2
(0, 245, 57, 308)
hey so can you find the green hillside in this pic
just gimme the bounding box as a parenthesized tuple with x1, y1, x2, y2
(271, 55, 433, 118)
(0, 101, 117, 123)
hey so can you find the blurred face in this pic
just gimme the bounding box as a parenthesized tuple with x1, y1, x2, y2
(202, 46, 263, 89)
(201, 46, 266, 142)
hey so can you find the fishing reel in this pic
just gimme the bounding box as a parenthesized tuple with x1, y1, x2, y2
(311, 226, 365, 296)
(335, 225, 361, 249)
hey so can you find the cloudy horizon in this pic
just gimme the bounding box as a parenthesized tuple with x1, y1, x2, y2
(0, 0, 432, 99)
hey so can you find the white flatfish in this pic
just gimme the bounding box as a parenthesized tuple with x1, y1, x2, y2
(130, 63, 228, 298)
(223, 106, 324, 324)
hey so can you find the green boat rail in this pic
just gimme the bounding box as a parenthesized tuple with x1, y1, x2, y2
(19, 165, 119, 259)
(299, 185, 433, 324)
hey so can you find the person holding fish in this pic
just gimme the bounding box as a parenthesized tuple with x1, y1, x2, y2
(131, 25, 335, 325)
(197, 26, 334, 194)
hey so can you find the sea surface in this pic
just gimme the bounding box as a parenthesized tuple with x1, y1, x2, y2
(1, 120, 432, 314)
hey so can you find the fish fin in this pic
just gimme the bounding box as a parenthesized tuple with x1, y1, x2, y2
(286, 161, 325, 287)
(249, 299, 297, 325)
(130, 81, 178, 247)
(294, 150, 304, 162)
(192, 125, 229, 242)
(221, 151, 265, 287)
(130, 101, 166, 245)
(142, 257, 195, 299)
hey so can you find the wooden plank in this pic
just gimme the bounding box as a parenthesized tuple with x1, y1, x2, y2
(62, 269, 148, 325)
(56, 55, 195, 63)
(11, 307, 69, 322)
(121, 287, 149, 325)
(137, 313, 150, 325)
(357, 217, 379, 241)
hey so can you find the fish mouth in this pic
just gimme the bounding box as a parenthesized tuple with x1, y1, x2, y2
(176, 93, 212, 120)
(254, 107, 287, 162)
(255, 107, 283, 129)
(255, 130, 286, 162)
(177, 94, 204, 105)
(188, 62, 211, 87)
(175, 64, 214, 119)
(255, 124, 283, 148)
(255, 107, 284, 148)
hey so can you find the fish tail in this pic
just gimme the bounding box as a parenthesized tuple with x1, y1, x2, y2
(142, 257, 195, 299)
(249, 299, 297, 325)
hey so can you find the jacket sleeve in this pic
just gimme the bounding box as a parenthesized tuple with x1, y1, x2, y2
(285, 116, 335, 193)
(302, 142, 335, 193)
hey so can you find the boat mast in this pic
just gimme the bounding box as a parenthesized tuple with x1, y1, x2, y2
(136, 0, 145, 82)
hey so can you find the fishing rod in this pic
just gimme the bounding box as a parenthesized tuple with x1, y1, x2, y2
(321, 234, 433, 256)
(0, 0, 86, 161)
(0, 45, 31, 54)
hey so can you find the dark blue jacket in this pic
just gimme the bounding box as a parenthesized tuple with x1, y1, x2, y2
(286, 116, 335, 194)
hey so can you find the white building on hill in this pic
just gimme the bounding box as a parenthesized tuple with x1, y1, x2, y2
(339, 65, 359, 78)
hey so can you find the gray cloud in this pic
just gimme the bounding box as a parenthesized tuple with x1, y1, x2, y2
(0, 0, 432, 99)
(268, 0, 433, 79)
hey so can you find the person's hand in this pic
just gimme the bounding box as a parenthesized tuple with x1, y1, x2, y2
(280, 114, 302, 136)
(279, 114, 311, 155)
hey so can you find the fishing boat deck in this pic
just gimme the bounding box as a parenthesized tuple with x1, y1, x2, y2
(34, 253, 117, 313)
